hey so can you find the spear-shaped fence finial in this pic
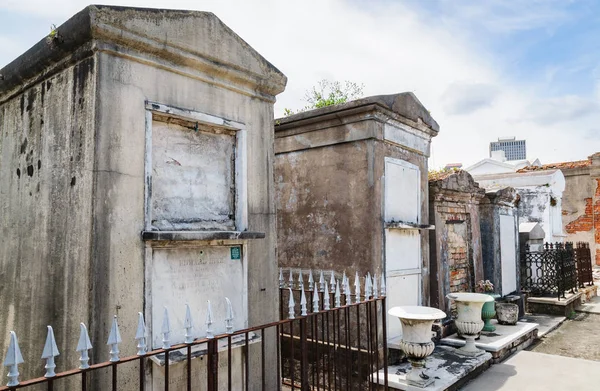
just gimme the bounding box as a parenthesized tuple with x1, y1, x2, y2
(135, 313, 146, 356)
(319, 270, 325, 292)
(298, 269, 304, 290)
(323, 280, 331, 310)
(365, 273, 373, 299)
(206, 300, 214, 339)
(41, 326, 60, 378)
(184, 304, 195, 344)
(300, 285, 308, 316)
(77, 323, 93, 369)
(289, 268, 294, 289)
(225, 297, 234, 334)
(354, 272, 361, 304)
(3, 331, 24, 387)
(313, 283, 320, 313)
(107, 315, 122, 362)
(161, 307, 171, 350)
(288, 288, 296, 319)
(308, 270, 314, 290)
(329, 271, 336, 294)
(335, 280, 341, 308)
(373, 274, 379, 299)
(345, 278, 352, 306)
(279, 268, 284, 288)
(381, 274, 386, 296)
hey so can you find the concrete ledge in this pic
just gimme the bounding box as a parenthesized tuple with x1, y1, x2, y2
(527, 292, 582, 316)
(373, 346, 492, 391)
(519, 314, 566, 338)
(440, 321, 538, 363)
(142, 230, 265, 241)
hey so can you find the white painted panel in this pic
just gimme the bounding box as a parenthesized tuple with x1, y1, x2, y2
(152, 120, 236, 230)
(384, 159, 420, 224)
(500, 215, 517, 295)
(386, 274, 420, 338)
(150, 246, 247, 349)
(386, 230, 421, 271)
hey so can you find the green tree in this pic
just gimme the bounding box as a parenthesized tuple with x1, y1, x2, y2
(285, 79, 364, 115)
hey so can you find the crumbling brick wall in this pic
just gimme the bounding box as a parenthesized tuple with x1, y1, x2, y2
(565, 178, 600, 264)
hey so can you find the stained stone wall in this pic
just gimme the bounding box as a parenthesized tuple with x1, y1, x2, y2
(429, 170, 486, 312)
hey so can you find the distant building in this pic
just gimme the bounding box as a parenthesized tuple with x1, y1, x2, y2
(490, 137, 526, 161)
(444, 163, 463, 170)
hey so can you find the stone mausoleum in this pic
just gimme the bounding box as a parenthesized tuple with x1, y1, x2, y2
(0, 6, 286, 389)
(275, 93, 439, 339)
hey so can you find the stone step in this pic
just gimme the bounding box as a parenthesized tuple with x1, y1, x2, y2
(371, 345, 491, 391)
(440, 320, 539, 363)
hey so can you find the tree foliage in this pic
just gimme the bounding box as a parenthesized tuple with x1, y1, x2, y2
(284, 79, 364, 116)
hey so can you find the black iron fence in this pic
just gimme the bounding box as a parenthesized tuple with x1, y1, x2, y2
(575, 242, 594, 288)
(0, 273, 388, 391)
(520, 242, 579, 300)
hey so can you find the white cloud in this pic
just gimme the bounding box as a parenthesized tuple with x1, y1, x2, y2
(1, 0, 599, 168)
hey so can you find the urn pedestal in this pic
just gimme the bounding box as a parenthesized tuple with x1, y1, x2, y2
(446, 293, 493, 357)
(388, 306, 446, 388)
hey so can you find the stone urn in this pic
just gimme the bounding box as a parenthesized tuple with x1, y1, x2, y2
(446, 293, 493, 356)
(388, 306, 446, 388)
(481, 294, 501, 332)
(496, 303, 519, 325)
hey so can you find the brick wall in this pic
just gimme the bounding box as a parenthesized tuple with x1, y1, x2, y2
(565, 178, 600, 264)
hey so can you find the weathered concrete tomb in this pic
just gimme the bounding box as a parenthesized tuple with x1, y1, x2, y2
(518, 153, 600, 264)
(274, 93, 439, 339)
(428, 170, 486, 312)
(0, 5, 286, 389)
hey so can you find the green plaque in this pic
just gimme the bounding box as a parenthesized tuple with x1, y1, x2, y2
(230, 246, 241, 260)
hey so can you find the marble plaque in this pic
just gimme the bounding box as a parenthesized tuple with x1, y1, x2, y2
(150, 246, 247, 349)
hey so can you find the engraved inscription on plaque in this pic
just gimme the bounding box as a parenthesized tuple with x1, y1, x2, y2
(150, 246, 247, 349)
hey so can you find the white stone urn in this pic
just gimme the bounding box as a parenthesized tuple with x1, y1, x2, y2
(446, 292, 493, 356)
(388, 306, 446, 388)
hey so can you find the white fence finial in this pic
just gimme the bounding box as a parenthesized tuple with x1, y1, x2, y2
(319, 270, 325, 292)
(300, 286, 308, 316)
(184, 304, 195, 344)
(279, 268, 284, 288)
(354, 272, 361, 304)
(107, 316, 122, 362)
(76, 323, 93, 369)
(323, 281, 331, 310)
(373, 274, 379, 299)
(342, 271, 347, 288)
(335, 281, 341, 308)
(288, 268, 294, 288)
(4, 331, 24, 387)
(312, 284, 320, 313)
(225, 297, 234, 334)
(345, 279, 352, 306)
(41, 325, 60, 378)
(329, 271, 336, 294)
(381, 274, 386, 296)
(135, 313, 146, 356)
(308, 270, 314, 290)
(288, 288, 296, 319)
(161, 307, 171, 350)
(205, 300, 214, 339)
(365, 273, 372, 299)
(298, 269, 304, 290)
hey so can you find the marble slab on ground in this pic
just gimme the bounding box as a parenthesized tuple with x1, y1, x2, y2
(576, 295, 600, 314)
(372, 345, 491, 391)
(519, 314, 565, 337)
(440, 321, 538, 352)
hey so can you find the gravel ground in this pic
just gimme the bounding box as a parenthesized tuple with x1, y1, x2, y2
(527, 312, 600, 361)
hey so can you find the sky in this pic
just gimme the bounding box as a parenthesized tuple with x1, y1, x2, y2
(1, 0, 599, 168)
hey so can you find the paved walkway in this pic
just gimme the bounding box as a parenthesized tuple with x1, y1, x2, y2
(461, 350, 600, 390)
(577, 295, 600, 314)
